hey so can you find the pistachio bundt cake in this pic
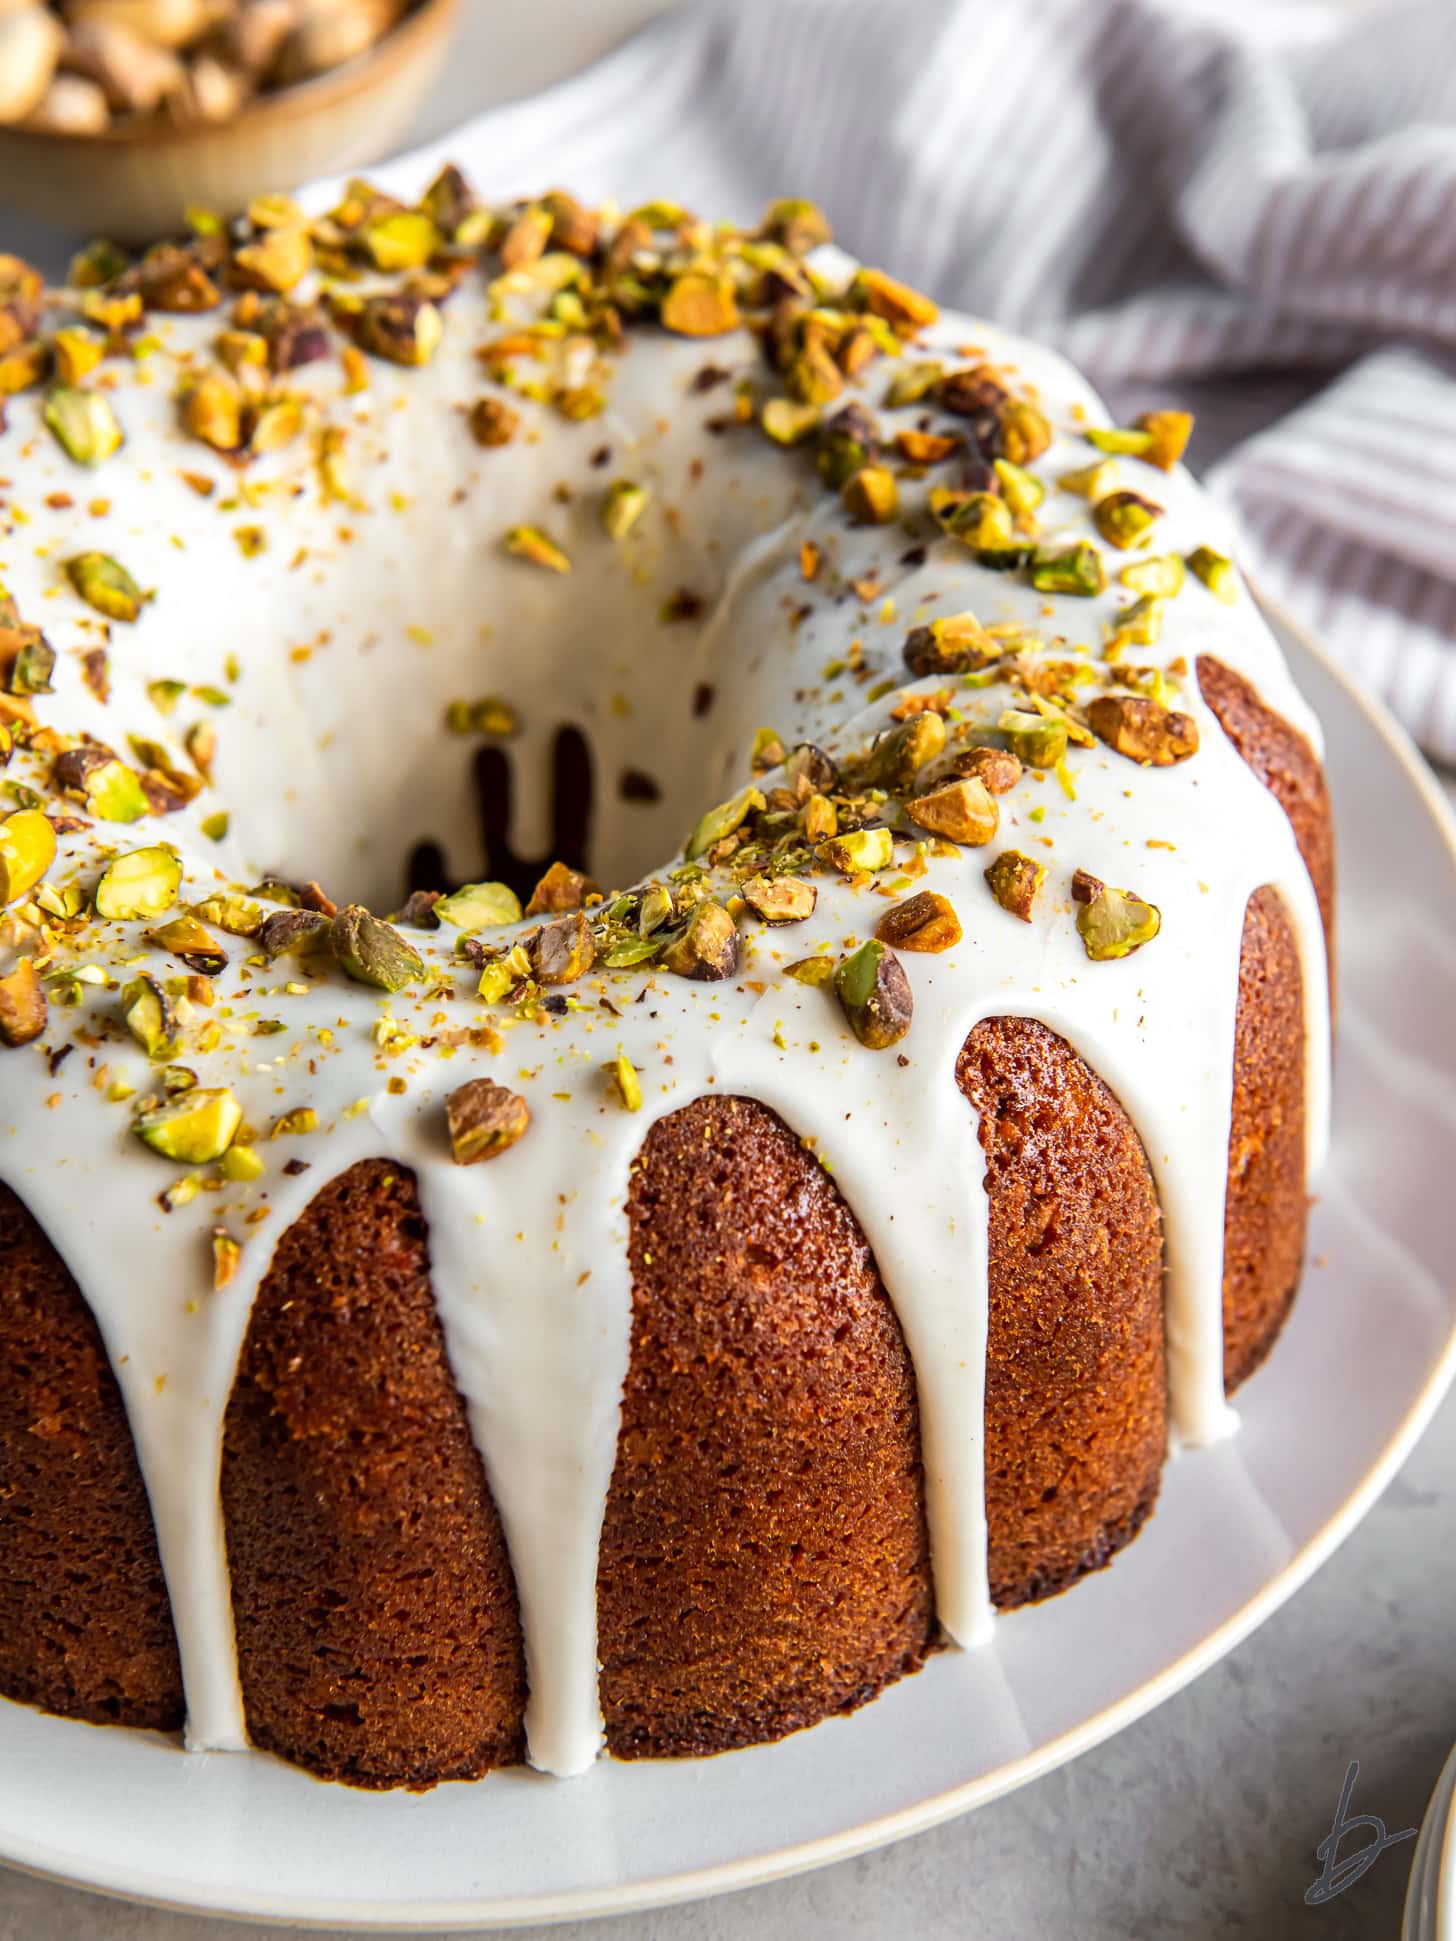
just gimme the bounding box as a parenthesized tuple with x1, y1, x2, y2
(0, 175, 1332, 1787)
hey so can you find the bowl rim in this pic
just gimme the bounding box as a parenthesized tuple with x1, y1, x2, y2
(0, 0, 460, 154)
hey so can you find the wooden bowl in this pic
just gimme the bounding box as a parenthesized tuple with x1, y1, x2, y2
(0, 0, 460, 245)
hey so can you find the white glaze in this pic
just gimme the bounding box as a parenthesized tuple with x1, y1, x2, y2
(0, 237, 1329, 1778)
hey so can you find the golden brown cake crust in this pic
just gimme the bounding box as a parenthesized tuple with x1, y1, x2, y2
(958, 1019, 1166, 1610)
(0, 1182, 183, 1731)
(597, 1094, 936, 1758)
(1223, 887, 1308, 1390)
(220, 1159, 527, 1789)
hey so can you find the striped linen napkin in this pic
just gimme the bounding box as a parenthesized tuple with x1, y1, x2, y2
(407, 0, 1456, 764)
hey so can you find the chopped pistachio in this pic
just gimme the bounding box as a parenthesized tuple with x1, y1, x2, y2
(999, 400, 1052, 466)
(1121, 553, 1186, 598)
(1029, 540, 1106, 597)
(661, 900, 739, 980)
(750, 726, 788, 772)
(8, 630, 54, 694)
(120, 974, 181, 1060)
(1093, 489, 1164, 550)
(85, 759, 150, 823)
(834, 939, 913, 1050)
(504, 525, 571, 573)
(272, 1107, 318, 1137)
(761, 397, 821, 446)
(65, 552, 146, 623)
(954, 745, 1023, 794)
(233, 225, 312, 294)
(134, 1085, 241, 1164)
(864, 711, 946, 788)
(875, 890, 962, 953)
(44, 386, 123, 466)
(331, 905, 423, 992)
(360, 210, 439, 272)
(0, 958, 45, 1046)
(1059, 458, 1119, 500)
(145, 915, 227, 973)
(934, 490, 1014, 550)
(883, 360, 943, 408)
(1187, 544, 1238, 603)
(0, 808, 56, 904)
(525, 861, 596, 916)
(742, 873, 817, 924)
(603, 479, 649, 540)
(1106, 593, 1163, 651)
(855, 268, 938, 332)
(786, 340, 844, 406)
(53, 328, 103, 387)
(1072, 870, 1162, 961)
(686, 784, 765, 861)
(469, 396, 522, 448)
(895, 428, 960, 464)
(817, 404, 879, 489)
(998, 708, 1068, 770)
(994, 457, 1045, 518)
(181, 372, 242, 452)
(843, 465, 899, 524)
(608, 1052, 644, 1111)
(95, 844, 181, 920)
(661, 272, 740, 337)
(784, 954, 835, 987)
(984, 850, 1046, 922)
(1086, 694, 1199, 766)
(220, 1145, 265, 1184)
(906, 776, 999, 846)
(1136, 409, 1194, 470)
(446, 1077, 530, 1165)
(903, 611, 1000, 677)
(818, 826, 893, 875)
(353, 293, 443, 367)
(1086, 425, 1153, 457)
(259, 907, 330, 958)
(434, 881, 522, 934)
(533, 911, 596, 983)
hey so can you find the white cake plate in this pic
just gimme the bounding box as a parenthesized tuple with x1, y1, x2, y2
(0, 597, 1453, 1930)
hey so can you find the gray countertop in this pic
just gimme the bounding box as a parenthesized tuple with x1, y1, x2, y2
(1, 7, 1451, 1934)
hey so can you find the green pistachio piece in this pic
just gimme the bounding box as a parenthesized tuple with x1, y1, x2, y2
(1029, 540, 1106, 597)
(1072, 870, 1162, 961)
(1093, 489, 1164, 550)
(193, 894, 262, 937)
(742, 873, 817, 924)
(0, 808, 56, 904)
(597, 933, 663, 969)
(0, 958, 45, 1047)
(446, 1077, 531, 1164)
(685, 784, 765, 861)
(1187, 544, 1238, 603)
(883, 360, 943, 408)
(354, 293, 444, 367)
(134, 1085, 242, 1164)
(120, 974, 181, 1060)
(984, 851, 1046, 922)
(603, 479, 650, 540)
(1106, 593, 1163, 650)
(661, 272, 740, 337)
(903, 611, 1001, 677)
(750, 726, 788, 772)
(761, 397, 821, 446)
(932, 490, 1014, 550)
(999, 399, 1053, 466)
(8, 630, 54, 694)
(906, 776, 999, 846)
(145, 915, 227, 973)
(360, 210, 440, 271)
(853, 267, 938, 332)
(220, 1145, 265, 1183)
(785, 341, 844, 406)
(1120, 553, 1185, 598)
(661, 900, 739, 980)
(259, 908, 330, 958)
(65, 552, 146, 623)
(95, 844, 181, 920)
(817, 826, 893, 875)
(784, 954, 835, 986)
(525, 861, 597, 916)
(863, 711, 946, 788)
(434, 881, 523, 934)
(833, 939, 913, 1050)
(608, 1052, 643, 1111)
(998, 708, 1068, 770)
(1086, 425, 1153, 457)
(85, 759, 150, 823)
(993, 457, 1045, 518)
(504, 525, 571, 573)
(331, 905, 423, 992)
(1059, 458, 1119, 500)
(44, 386, 123, 466)
(843, 465, 899, 524)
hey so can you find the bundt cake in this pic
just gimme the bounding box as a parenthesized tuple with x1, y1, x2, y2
(0, 173, 1333, 1787)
